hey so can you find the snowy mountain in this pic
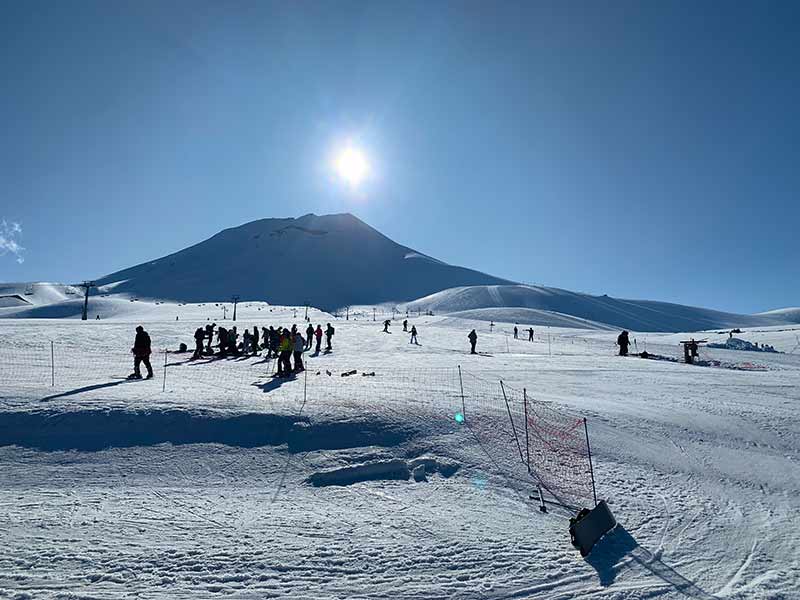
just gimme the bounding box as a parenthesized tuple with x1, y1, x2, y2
(93, 213, 511, 310)
(400, 285, 790, 333)
(757, 307, 800, 324)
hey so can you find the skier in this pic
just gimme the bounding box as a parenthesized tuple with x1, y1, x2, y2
(129, 325, 153, 379)
(325, 323, 335, 351)
(192, 327, 205, 359)
(468, 329, 478, 354)
(306, 324, 315, 350)
(252, 326, 260, 355)
(278, 329, 293, 376)
(242, 329, 252, 354)
(617, 330, 630, 356)
(205, 323, 216, 353)
(229, 327, 239, 355)
(410, 325, 418, 345)
(269, 326, 280, 358)
(293, 331, 305, 372)
(403, 319, 408, 332)
(314, 324, 323, 353)
(514, 325, 518, 339)
(383, 319, 390, 333)
(261, 327, 269, 350)
(528, 328, 534, 342)
(217, 326, 228, 357)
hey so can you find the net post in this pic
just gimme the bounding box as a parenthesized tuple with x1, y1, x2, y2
(50, 341, 55, 387)
(162, 349, 168, 392)
(523, 388, 530, 473)
(584, 417, 597, 507)
(457, 365, 466, 420)
(500, 380, 525, 464)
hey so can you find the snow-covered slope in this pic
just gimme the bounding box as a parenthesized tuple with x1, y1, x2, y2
(757, 307, 800, 324)
(0, 282, 79, 308)
(438, 307, 614, 330)
(401, 285, 788, 333)
(93, 213, 511, 310)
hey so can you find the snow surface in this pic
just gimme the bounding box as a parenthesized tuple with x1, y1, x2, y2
(1, 302, 799, 598)
(400, 285, 792, 333)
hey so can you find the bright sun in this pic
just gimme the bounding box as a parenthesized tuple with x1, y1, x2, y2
(333, 146, 369, 187)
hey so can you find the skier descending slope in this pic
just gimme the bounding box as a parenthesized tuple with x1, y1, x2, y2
(128, 326, 153, 379)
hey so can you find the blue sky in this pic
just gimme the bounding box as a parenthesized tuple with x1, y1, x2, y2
(1, 0, 798, 313)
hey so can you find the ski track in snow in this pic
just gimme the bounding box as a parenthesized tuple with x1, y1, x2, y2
(0, 305, 798, 599)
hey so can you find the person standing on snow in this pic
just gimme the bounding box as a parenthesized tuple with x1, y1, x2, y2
(293, 331, 305, 372)
(314, 324, 323, 353)
(205, 323, 216, 353)
(192, 327, 205, 359)
(468, 329, 478, 354)
(403, 319, 408, 332)
(252, 326, 260, 355)
(129, 325, 154, 379)
(514, 325, 518, 339)
(383, 319, 391, 333)
(410, 325, 418, 345)
(617, 330, 631, 356)
(528, 328, 534, 342)
(325, 323, 335, 351)
(306, 324, 315, 350)
(277, 329, 292, 376)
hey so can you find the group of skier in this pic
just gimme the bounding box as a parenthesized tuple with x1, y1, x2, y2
(383, 319, 419, 345)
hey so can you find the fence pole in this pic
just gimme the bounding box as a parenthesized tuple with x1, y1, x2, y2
(162, 349, 168, 392)
(548, 329, 551, 356)
(523, 388, 530, 473)
(50, 341, 55, 387)
(500, 380, 525, 464)
(583, 417, 597, 507)
(457, 365, 466, 419)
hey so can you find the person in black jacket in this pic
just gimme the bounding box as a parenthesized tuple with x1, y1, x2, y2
(129, 325, 153, 379)
(192, 327, 205, 359)
(306, 324, 315, 350)
(325, 323, 335, 351)
(617, 330, 630, 356)
(468, 329, 478, 354)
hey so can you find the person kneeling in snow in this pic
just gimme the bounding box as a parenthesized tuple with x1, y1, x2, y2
(129, 326, 154, 379)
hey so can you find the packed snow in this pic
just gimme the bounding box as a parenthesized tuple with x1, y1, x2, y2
(1, 301, 799, 598)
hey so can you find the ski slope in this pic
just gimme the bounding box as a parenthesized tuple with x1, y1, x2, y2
(401, 285, 790, 333)
(1, 307, 798, 599)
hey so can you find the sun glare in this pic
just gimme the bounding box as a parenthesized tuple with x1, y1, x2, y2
(333, 146, 369, 187)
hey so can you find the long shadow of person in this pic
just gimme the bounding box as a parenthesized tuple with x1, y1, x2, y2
(586, 526, 715, 598)
(253, 374, 295, 394)
(40, 380, 129, 402)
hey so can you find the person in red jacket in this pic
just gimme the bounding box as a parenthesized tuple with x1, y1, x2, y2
(129, 326, 153, 379)
(314, 325, 323, 354)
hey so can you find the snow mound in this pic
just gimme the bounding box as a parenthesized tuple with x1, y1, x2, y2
(707, 337, 780, 353)
(401, 285, 789, 333)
